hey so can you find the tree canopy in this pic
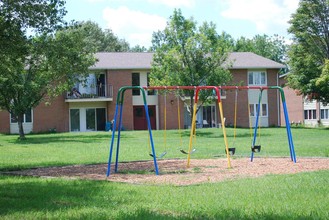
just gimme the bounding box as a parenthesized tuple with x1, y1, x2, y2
(0, 0, 96, 139)
(287, 0, 329, 103)
(150, 9, 232, 116)
(75, 21, 130, 52)
(234, 34, 287, 64)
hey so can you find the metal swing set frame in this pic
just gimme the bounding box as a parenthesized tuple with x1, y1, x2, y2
(106, 85, 297, 177)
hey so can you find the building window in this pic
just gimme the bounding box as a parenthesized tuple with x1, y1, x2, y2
(248, 71, 266, 85)
(304, 109, 317, 120)
(249, 103, 267, 117)
(132, 72, 140, 96)
(10, 109, 33, 123)
(86, 109, 96, 131)
(220, 89, 226, 98)
(262, 103, 267, 116)
(249, 104, 255, 116)
(321, 109, 329, 119)
(70, 109, 80, 131)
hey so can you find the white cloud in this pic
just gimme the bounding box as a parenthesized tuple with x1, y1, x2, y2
(221, 0, 299, 33)
(102, 6, 167, 47)
(147, 0, 195, 8)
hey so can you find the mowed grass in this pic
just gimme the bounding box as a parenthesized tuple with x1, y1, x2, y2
(0, 127, 328, 171)
(0, 127, 328, 219)
(0, 171, 328, 219)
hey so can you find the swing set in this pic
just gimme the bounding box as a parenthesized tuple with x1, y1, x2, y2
(106, 85, 297, 177)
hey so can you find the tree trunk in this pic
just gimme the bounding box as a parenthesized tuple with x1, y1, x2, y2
(17, 113, 26, 140)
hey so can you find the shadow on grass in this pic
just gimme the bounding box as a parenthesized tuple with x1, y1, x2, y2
(8, 133, 113, 145)
(180, 130, 272, 138)
(0, 176, 108, 216)
(0, 175, 324, 219)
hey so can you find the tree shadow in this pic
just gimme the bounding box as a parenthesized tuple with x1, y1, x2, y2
(0, 175, 322, 219)
(8, 133, 113, 145)
(0, 176, 117, 216)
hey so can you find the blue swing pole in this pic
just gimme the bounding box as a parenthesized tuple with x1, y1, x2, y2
(283, 101, 296, 162)
(106, 88, 124, 177)
(106, 104, 119, 177)
(140, 87, 159, 175)
(250, 89, 263, 162)
(275, 86, 297, 163)
(106, 86, 159, 176)
(114, 98, 125, 173)
(144, 102, 159, 175)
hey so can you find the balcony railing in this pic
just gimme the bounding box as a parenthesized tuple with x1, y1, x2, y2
(66, 84, 113, 100)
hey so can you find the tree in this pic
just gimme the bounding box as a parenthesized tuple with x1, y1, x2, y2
(287, 0, 329, 103)
(0, 0, 96, 139)
(315, 59, 329, 104)
(130, 44, 149, 52)
(76, 21, 130, 52)
(150, 9, 232, 118)
(235, 34, 288, 64)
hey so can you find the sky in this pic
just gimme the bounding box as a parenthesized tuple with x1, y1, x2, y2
(64, 0, 300, 48)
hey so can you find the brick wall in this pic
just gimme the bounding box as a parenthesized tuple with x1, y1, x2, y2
(33, 95, 69, 132)
(222, 69, 250, 127)
(107, 70, 134, 130)
(266, 69, 280, 126)
(279, 76, 304, 126)
(158, 93, 183, 130)
(221, 69, 280, 127)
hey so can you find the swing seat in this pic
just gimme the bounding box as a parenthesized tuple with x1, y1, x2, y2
(180, 149, 196, 155)
(251, 145, 261, 153)
(225, 147, 236, 156)
(149, 151, 167, 158)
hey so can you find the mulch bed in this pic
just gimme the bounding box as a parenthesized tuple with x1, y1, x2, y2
(3, 157, 329, 186)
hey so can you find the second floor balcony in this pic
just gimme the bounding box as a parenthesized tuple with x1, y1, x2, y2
(65, 84, 113, 102)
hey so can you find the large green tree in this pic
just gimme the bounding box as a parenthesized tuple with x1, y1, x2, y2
(235, 34, 287, 64)
(150, 9, 232, 117)
(287, 0, 329, 103)
(0, 0, 96, 139)
(75, 21, 130, 52)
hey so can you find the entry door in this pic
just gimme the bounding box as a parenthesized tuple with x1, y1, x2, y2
(133, 105, 156, 130)
(96, 108, 106, 131)
(202, 105, 217, 127)
(70, 108, 106, 132)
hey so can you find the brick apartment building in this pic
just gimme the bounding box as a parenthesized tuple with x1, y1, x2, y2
(0, 52, 287, 134)
(279, 73, 329, 127)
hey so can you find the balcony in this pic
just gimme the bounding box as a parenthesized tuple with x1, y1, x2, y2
(65, 84, 113, 102)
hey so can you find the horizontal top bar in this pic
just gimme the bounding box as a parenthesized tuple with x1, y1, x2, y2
(143, 86, 273, 90)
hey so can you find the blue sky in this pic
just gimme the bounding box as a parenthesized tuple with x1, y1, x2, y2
(64, 0, 299, 48)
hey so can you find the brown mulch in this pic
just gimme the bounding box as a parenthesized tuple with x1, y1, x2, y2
(4, 157, 329, 186)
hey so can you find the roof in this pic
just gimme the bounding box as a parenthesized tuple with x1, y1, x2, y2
(227, 52, 286, 69)
(91, 52, 286, 70)
(91, 52, 154, 70)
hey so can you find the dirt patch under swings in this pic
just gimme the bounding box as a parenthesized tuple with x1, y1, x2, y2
(4, 157, 329, 186)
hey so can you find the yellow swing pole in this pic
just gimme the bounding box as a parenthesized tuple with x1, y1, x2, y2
(218, 100, 232, 168)
(233, 89, 238, 142)
(187, 102, 198, 167)
(177, 96, 183, 147)
(163, 94, 167, 150)
(247, 95, 253, 144)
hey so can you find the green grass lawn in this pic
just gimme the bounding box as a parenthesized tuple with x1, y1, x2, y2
(0, 127, 328, 219)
